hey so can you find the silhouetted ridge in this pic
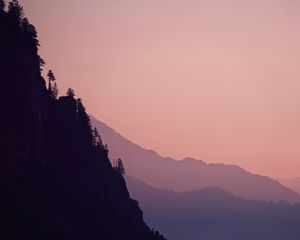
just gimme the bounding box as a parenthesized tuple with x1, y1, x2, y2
(126, 176, 300, 240)
(90, 116, 300, 203)
(279, 178, 300, 194)
(0, 1, 166, 240)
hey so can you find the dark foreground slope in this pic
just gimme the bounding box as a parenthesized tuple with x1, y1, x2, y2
(126, 176, 300, 240)
(0, 2, 165, 240)
(91, 116, 300, 203)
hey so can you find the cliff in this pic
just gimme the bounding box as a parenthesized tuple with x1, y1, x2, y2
(0, 2, 165, 239)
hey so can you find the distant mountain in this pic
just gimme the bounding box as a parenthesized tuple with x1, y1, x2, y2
(279, 178, 300, 194)
(125, 175, 300, 240)
(91, 116, 300, 203)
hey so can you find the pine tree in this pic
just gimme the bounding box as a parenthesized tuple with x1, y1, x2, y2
(8, 0, 23, 24)
(52, 82, 59, 99)
(76, 98, 93, 144)
(21, 18, 40, 47)
(92, 127, 103, 148)
(47, 70, 58, 99)
(21, 17, 44, 71)
(47, 70, 55, 88)
(76, 98, 91, 128)
(66, 88, 75, 98)
(114, 158, 125, 176)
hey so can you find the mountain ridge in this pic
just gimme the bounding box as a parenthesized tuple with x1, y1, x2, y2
(279, 177, 300, 194)
(91, 116, 300, 203)
(125, 175, 300, 240)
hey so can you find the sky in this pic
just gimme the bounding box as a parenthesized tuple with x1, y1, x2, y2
(18, 0, 300, 179)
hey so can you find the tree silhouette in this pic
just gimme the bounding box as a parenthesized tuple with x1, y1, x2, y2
(76, 98, 94, 144)
(8, 0, 23, 24)
(47, 70, 58, 99)
(114, 158, 125, 176)
(21, 18, 39, 46)
(77, 98, 90, 127)
(52, 82, 58, 99)
(92, 127, 104, 148)
(47, 70, 55, 87)
(66, 88, 75, 98)
(20, 17, 44, 71)
(22, 18, 42, 50)
(76, 98, 89, 120)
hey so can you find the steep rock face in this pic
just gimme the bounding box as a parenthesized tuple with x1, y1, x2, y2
(0, 3, 165, 240)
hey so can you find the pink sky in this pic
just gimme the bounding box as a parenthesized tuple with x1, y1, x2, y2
(19, 0, 300, 178)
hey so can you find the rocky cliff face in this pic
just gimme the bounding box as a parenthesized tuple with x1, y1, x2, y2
(0, 2, 165, 240)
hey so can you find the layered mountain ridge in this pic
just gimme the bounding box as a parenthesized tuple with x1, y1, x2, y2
(125, 175, 300, 240)
(91, 116, 300, 203)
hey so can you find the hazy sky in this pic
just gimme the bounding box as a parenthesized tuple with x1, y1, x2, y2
(19, 0, 300, 178)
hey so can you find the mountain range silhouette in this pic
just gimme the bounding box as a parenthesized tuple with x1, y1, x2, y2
(125, 175, 300, 240)
(91, 116, 300, 203)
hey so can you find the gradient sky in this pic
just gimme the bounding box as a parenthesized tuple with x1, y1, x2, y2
(19, 0, 300, 178)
